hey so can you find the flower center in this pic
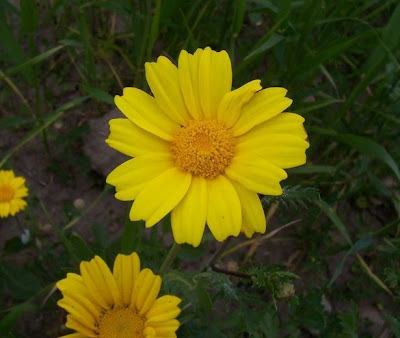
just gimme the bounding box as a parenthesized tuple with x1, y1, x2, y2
(171, 120, 236, 179)
(0, 185, 14, 203)
(97, 307, 145, 338)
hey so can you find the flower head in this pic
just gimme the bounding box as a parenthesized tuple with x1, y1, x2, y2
(57, 252, 181, 338)
(0, 170, 28, 218)
(106, 47, 309, 246)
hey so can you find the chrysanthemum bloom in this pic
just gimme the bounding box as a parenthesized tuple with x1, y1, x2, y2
(106, 47, 309, 247)
(0, 170, 28, 218)
(57, 253, 181, 338)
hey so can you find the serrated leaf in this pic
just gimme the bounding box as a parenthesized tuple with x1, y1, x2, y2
(338, 302, 360, 338)
(385, 314, 400, 338)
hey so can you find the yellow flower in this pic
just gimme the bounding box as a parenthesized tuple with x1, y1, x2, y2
(0, 170, 28, 218)
(57, 253, 181, 338)
(106, 47, 309, 246)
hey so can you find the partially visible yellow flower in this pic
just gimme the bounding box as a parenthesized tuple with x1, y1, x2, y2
(57, 253, 181, 338)
(0, 170, 28, 218)
(106, 47, 309, 247)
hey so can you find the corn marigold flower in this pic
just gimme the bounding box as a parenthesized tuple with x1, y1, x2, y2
(57, 252, 181, 338)
(0, 170, 28, 218)
(106, 47, 309, 246)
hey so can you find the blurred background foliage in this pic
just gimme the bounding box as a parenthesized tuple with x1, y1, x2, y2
(0, 0, 399, 336)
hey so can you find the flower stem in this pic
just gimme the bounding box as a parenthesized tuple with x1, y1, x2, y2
(159, 242, 180, 275)
(209, 237, 252, 279)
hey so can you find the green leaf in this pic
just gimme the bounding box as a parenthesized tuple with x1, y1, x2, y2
(289, 165, 336, 174)
(83, 85, 114, 104)
(3, 236, 27, 254)
(0, 262, 42, 300)
(0, 96, 89, 168)
(0, 302, 37, 335)
(0, 116, 35, 130)
(330, 237, 374, 285)
(345, 3, 400, 110)
(146, 0, 162, 57)
(232, 0, 246, 36)
(177, 244, 206, 262)
(317, 200, 352, 245)
(244, 33, 284, 61)
(19, 0, 38, 34)
(0, 20, 32, 84)
(63, 233, 94, 262)
(6, 45, 64, 76)
(338, 302, 360, 338)
(92, 222, 108, 249)
(333, 133, 400, 180)
(121, 220, 144, 255)
(385, 314, 400, 338)
(195, 280, 213, 313)
(259, 310, 280, 337)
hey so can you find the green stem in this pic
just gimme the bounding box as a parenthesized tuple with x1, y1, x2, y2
(159, 243, 180, 275)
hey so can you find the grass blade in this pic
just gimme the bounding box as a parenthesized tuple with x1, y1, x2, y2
(0, 96, 89, 168)
(317, 200, 352, 245)
(146, 0, 162, 58)
(334, 134, 400, 181)
(5, 45, 64, 76)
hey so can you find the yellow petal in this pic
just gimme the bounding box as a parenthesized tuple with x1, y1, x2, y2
(148, 319, 180, 336)
(10, 177, 25, 189)
(145, 56, 190, 125)
(231, 181, 266, 238)
(198, 47, 232, 118)
(80, 260, 112, 309)
(60, 333, 87, 338)
(130, 167, 191, 227)
(178, 49, 204, 119)
(93, 256, 121, 306)
(171, 176, 207, 247)
(225, 154, 287, 196)
(146, 295, 181, 323)
(57, 273, 102, 316)
(9, 200, 20, 216)
(10, 199, 26, 215)
(0, 203, 10, 217)
(58, 292, 100, 321)
(249, 112, 307, 139)
(106, 118, 170, 157)
(113, 253, 141, 306)
(0, 170, 14, 183)
(217, 80, 261, 127)
(14, 187, 28, 198)
(115, 88, 180, 141)
(131, 268, 161, 315)
(206, 175, 241, 242)
(237, 131, 309, 169)
(65, 315, 97, 337)
(58, 299, 97, 332)
(232, 87, 292, 136)
(144, 326, 157, 337)
(107, 155, 173, 201)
